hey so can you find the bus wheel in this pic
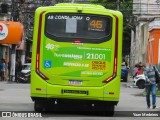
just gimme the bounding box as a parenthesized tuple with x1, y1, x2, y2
(104, 105, 115, 116)
(34, 100, 44, 112)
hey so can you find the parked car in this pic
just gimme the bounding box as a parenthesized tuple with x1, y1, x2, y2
(132, 74, 146, 89)
(121, 64, 129, 82)
(16, 63, 31, 83)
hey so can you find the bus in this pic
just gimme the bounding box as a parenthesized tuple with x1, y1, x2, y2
(31, 3, 123, 116)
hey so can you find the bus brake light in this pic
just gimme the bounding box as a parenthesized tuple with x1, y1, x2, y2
(36, 11, 49, 80)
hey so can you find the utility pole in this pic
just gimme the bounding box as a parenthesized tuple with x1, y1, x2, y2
(117, 0, 120, 10)
(71, 0, 75, 3)
(10, 0, 19, 82)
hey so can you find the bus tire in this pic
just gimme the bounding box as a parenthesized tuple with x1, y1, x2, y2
(34, 100, 44, 112)
(104, 105, 115, 116)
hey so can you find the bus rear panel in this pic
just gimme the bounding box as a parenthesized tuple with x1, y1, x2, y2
(31, 3, 123, 116)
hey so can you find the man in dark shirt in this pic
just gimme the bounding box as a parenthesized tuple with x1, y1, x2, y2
(144, 66, 156, 109)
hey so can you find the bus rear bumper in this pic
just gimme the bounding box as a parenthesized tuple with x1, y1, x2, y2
(31, 97, 118, 111)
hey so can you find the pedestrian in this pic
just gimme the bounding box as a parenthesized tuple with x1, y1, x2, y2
(153, 66, 160, 85)
(7, 61, 11, 80)
(15, 58, 22, 82)
(144, 65, 157, 109)
(134, 64, 144, 77)
(135, 67, 140, 76)
(133, 64, 138, 78)
(0, 59, 6, 81)
(122, 59, 128, 67)
(8, 61, 10, 78)
(153, 66, 160, 90)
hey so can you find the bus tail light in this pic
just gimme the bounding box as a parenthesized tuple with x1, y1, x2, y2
(103, 57, 117, 83)
(36, 88, 42, 91)
(103, 73, 116, 83)
(109, 92, 114, 95)
(36, 70, 49, 80)
(103, 15, 118, 83)
(36, 11, 49, 80)
(36, 54, 49, 80)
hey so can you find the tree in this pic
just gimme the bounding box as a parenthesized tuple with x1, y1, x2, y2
(1, 4, 8, 13)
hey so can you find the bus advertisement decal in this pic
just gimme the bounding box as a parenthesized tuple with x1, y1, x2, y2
(91, 60, 106, 70)
(43, 40, 111, 77)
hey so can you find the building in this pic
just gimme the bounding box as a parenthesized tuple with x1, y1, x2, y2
(0, 0, 12, 77)
(131, 0, 160, 69)
(147, 18, 160, 67)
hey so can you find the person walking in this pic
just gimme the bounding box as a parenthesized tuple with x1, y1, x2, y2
(15, 59, 22, 82)
(133, 64, 138, 78)
(0, 59, 6, 81)
(134, 64, 144, 77)
(144, 65, 157, 109)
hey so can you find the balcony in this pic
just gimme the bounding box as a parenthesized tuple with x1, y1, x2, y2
(133, 0, 160, 16)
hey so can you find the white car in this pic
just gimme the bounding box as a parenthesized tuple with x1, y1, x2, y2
(132, 74, 146, 89)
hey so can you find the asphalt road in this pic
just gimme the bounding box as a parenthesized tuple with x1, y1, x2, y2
(0, 79, 160, 119)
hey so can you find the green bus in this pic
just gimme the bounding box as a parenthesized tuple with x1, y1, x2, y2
(31, 3, 123, 116)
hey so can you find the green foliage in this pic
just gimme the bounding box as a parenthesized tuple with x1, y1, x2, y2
(89, 0, 133, 20)
(89, 0, 133, 27)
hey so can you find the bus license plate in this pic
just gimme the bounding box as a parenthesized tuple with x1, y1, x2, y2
(63, 90, 88, 95)
(69, 80, 82, 85)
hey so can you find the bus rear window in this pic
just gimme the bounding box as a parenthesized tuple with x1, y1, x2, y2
(45, 13, 112, 43)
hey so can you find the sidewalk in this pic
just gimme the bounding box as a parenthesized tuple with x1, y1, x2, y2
(0, 80, 17, 84)
(126, 75, 135, 88)
(127, 75, 160, 96)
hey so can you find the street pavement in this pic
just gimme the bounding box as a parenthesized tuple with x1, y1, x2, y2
(119, 76, 160, 111)
(0, 77, 160, 119)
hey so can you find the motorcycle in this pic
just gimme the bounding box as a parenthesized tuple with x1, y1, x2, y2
(16, 63, 31, 83)
(16, 71, 30, 83)
(132, 74, 146, 89)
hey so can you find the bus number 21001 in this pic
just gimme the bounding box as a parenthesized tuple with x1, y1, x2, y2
(86, 53, 106, 60)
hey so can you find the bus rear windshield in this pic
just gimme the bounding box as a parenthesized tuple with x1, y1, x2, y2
(45, 13, 112, 43)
